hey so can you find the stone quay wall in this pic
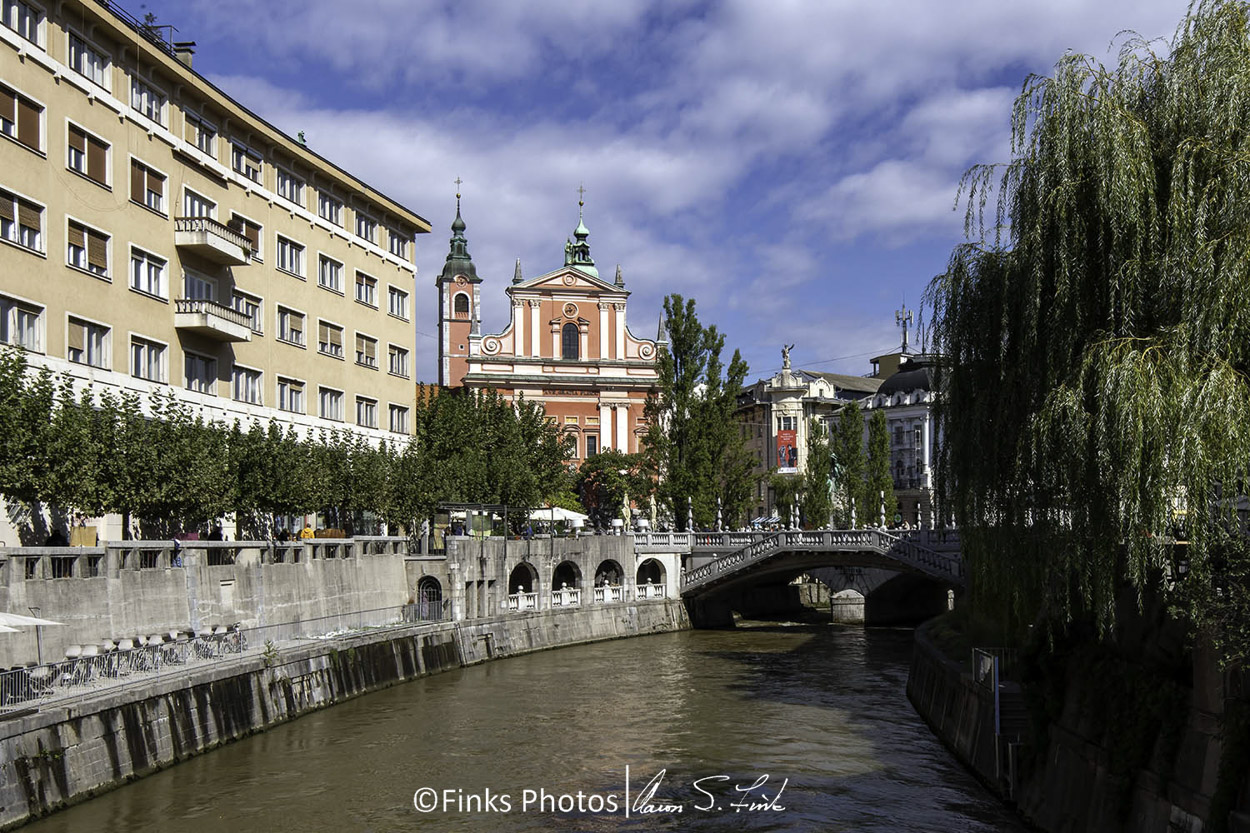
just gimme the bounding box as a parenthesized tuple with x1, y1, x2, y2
(907, 622, 1229, 833)
(0, 599, 690, 830)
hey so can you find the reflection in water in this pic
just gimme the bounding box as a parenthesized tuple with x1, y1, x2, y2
(25, 627, 1025, 832)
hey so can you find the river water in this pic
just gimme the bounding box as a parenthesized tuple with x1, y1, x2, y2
(24, 626, 1024, 832)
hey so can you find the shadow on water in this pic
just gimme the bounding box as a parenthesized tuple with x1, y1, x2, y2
(21, 626, 1026, 833)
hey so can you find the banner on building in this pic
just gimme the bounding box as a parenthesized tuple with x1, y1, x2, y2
(777, 428, 798, 474)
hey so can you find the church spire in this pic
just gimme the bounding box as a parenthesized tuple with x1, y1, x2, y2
(439, 178, 478, 283)
(563, 184, 598, 277)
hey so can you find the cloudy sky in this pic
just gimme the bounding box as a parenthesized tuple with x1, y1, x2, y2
(139, 0, 1189, 383)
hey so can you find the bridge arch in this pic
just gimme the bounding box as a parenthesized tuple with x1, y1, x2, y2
(508, 562, 539, 595)
(552, 560, 582, 591)
(636, 558, 666, 587)
(594, 559, 623, 587)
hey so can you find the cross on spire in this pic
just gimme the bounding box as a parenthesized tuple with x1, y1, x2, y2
(577, 183, 586, 218)
(455, 177, 462, 210)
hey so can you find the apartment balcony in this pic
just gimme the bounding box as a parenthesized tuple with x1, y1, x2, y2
(174, 298, 253, 342)
(174, 217, 252, 265)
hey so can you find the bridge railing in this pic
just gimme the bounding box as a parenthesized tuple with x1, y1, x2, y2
(679, 528, 961, 594)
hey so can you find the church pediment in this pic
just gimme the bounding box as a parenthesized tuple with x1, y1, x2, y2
(514, 268, 627, 296)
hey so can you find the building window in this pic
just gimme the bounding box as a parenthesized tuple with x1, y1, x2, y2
(231, 290, 262, 332)
(0, 188, 42, 252)
(130, 336, 165, 383)
(232, 365, 261, 405)
(277, 307, 304, 346)
(388, 286, 409, 320)
(130, 78, 165, 125)
(228, 213, 262, 260)
(355, 271, 377, 306)
(66, 220, 108, 277)
(67, 316, 108, 368)
(317, 254, 341, 291)
(355, 211, 376, 243)
(319, 387, 343, 421)
(130, 247, 166, 298)
(275, 168, 304, 205)
(453, 293, 469, 317)
(355, 333, 377, 368)
(0, 295, 41, 351)
(387, 344, 408, 378)
(561, 322, 579, 360)
(2, 0, 43, 46)
(68, 124, 108, 185)
(131, 160, 166, 213)
(184, 112, 216, 157)
(318, 192, 342, 226)
(277, 236, 304, 276)
(356, 397, 377, 428)
(182, 187, 214, 219)
(277, 377, 304, 413)
(184, 351, 216, 394)
(778, 415, 796, 431)
(317, 321, 343, 358)
(68, 33, 108, 89)
(183, 271, 216, 302)
(388, 229, 408, 260)
(0, 84, 41, 152)
(388, 404, 409, 434)
(231, 143, 261, 183)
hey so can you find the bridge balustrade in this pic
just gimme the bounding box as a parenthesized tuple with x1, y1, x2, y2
(506, 592, 539, 612)
(551, 588, 581, 607)
(636, 582, 667, 600)
(592, 585, 627, 603)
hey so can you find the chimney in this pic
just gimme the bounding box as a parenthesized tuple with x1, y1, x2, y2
(173, 41, 196, 68)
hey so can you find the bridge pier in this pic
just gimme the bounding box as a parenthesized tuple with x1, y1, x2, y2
(684, 597, 736, 629)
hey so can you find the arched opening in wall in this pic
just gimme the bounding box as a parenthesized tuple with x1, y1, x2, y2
(416, 576, 443, 621)
(508, 562, 539, 595)
(562, 322, 579, 360)
(594, 559, 623, 587)
(636, 558, 665, 586)
(453, 292, 470, 319)
(552, 559, 582, 591)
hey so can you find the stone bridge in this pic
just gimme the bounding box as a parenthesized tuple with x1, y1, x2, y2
(627, 528, 963, 627)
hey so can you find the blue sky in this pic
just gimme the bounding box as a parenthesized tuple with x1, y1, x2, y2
(137, 0, 1189, 383)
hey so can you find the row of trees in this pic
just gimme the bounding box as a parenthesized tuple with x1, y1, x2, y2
(0, 347, 572, 541)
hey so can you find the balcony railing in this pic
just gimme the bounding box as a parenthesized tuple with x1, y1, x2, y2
(174, 216, 252, 265)
(174, 298, 253, 342)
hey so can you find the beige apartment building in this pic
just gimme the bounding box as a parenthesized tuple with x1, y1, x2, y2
(0, 0, 430, 449)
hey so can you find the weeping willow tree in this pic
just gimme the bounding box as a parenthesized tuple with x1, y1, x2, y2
(927, 0, 1250, 660)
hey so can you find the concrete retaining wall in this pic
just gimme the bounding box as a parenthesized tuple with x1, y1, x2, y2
(0, 599, 689, 830)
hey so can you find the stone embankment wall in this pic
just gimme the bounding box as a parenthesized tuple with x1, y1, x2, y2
(908, 623, 1231, 833)
(0, 599, 689, 830)
(0, 539, 410, 666)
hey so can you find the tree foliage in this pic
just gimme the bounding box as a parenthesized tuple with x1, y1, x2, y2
(576, 449, 650, 530)
(801, 418, 834, 528)
(926, 0, 1250, 658)
(643, 295, 753, 530)
(832, 401, 867, 526)
(865, 409, 898, 526)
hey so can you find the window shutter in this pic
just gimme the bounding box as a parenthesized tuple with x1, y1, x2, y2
(87, 229, 107, 270)
(68, 320, 85, 353)
(318, 321, 328, 346)
(183, 116, 197, 145)
(16, 97, 39, 149)
(87, 136, 107, 183)
(290, 315, 302, 339)
(0, 196, 13, 223)
(329, 327, 342, 350)
(131, 160, 144, 201)
(67, 221, 85, 249)
(146, 167, 164, 195)
(365, 338, 376, 361)
(17, 200, 40, 232)
(0, 87, 14, 125)
(69, 125, 87, 154)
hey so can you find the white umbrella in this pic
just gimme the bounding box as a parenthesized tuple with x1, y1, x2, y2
(0, 612, 62, 627)
(527, 506, 589, 524)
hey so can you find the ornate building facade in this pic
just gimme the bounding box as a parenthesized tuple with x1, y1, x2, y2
(434, 198, 662, 462)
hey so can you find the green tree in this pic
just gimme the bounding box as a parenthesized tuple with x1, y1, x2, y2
(865, 409, 897, 526)
(926, 0, 1250, 657)
(576, 450, 649, 530)
(832, 401, 867, 526)
(643, 295, 752, 530)
(802, 418, 835, 528)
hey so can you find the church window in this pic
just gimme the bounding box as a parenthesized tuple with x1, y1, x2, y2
(453, 292, 469, 317)
(562, 322, 579, 360)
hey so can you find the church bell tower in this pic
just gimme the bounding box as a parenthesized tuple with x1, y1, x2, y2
(435, 183, 480, 387)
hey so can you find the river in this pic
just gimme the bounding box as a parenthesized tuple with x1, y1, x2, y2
(23, 625, 1024, 832)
